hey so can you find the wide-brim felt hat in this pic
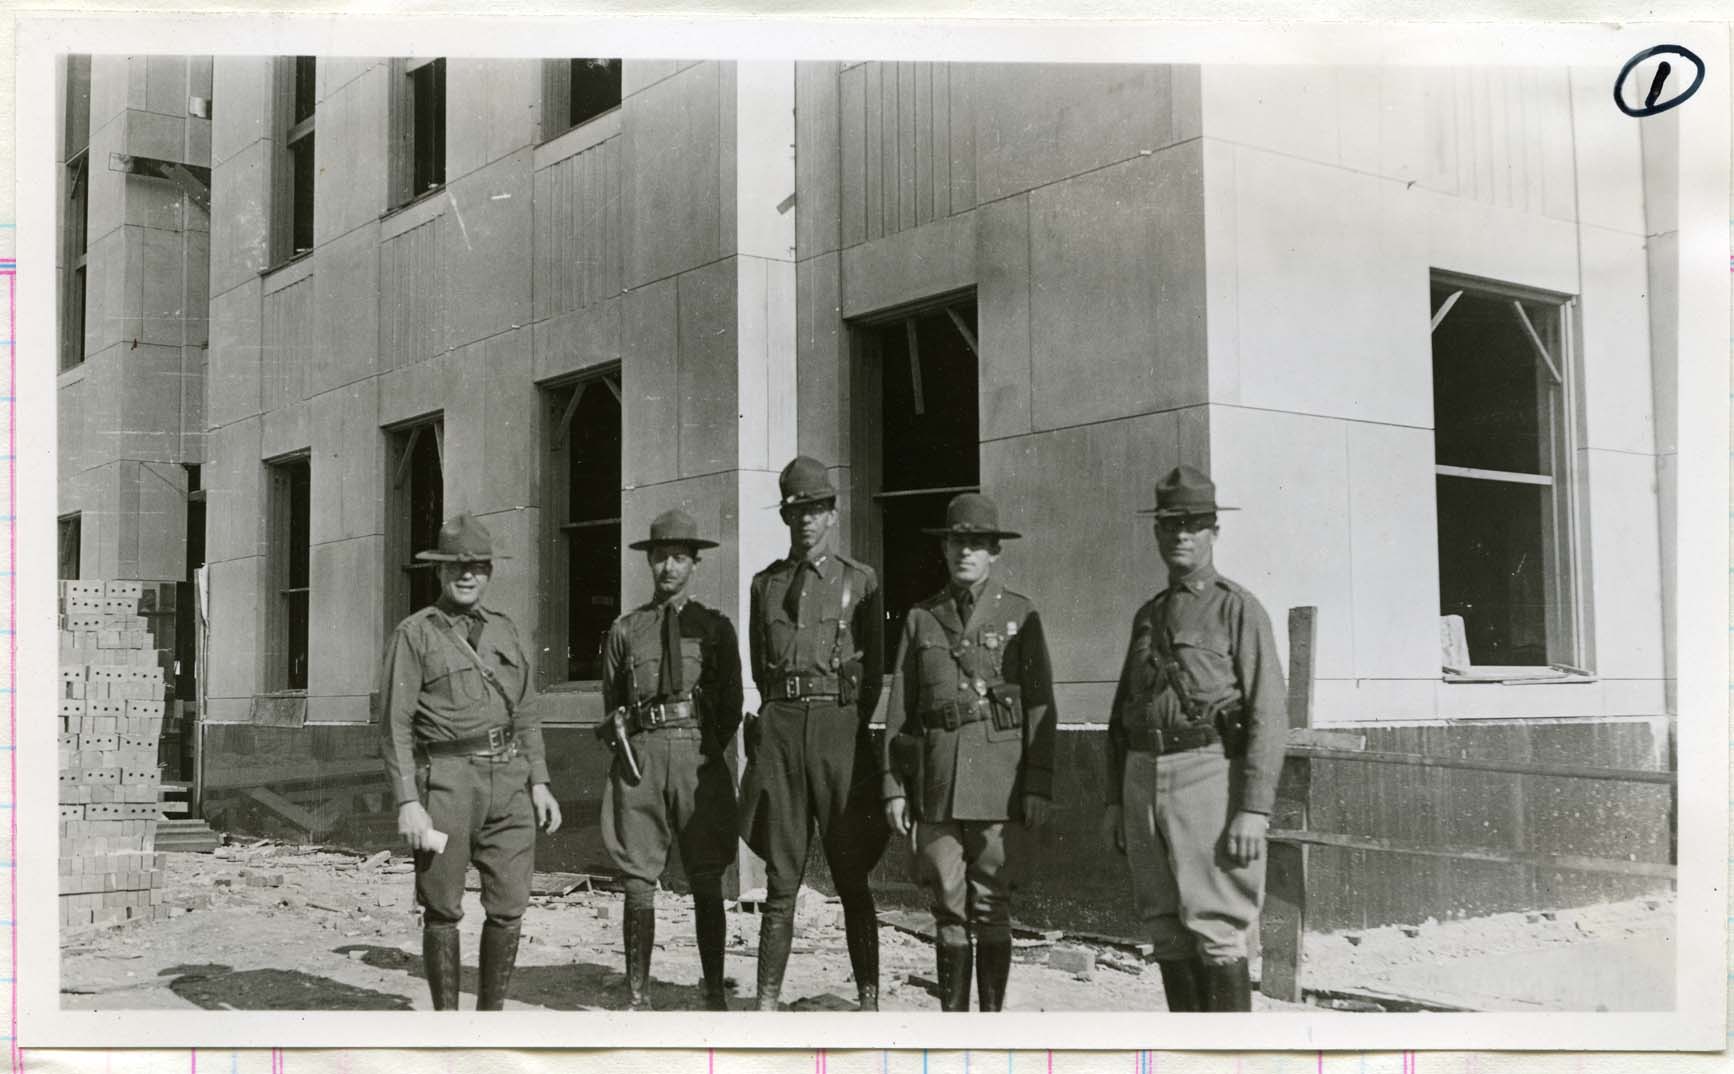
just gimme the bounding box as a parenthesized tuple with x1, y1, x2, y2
(1135, 464, 1241, 517)
(629, 508, 720, 551)
(772, 454, 839, 509)
(415, 512, 513, 561)
(922, 492, 1022, 540)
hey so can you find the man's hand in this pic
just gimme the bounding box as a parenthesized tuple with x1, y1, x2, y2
(1101, 803, 1125, 855)
(883, 796, 911, 836)
(531, 783, 563, 834)
(1022, 794, 1051, 831)
(1225, 810, 1268, 866)
(398, 801, 436, 851)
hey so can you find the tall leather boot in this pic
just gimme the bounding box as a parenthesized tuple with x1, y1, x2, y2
(1157, 960, 1204, 1012)
(843, 900, 881, 1011)
(935, 940, 973, 1012)
(693, 890, 729, 1011)
(974, 927, 1012, 1012)
(1200, 957, 1252, 1012)
(476, 920, 521, 1011)
(754, 913, 794, 1011)
(623, 906, 657, 1010)
(422, 924, 461, 1011)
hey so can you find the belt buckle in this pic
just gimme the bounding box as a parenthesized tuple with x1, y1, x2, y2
(1150, 728, 1165, 754)
(784, 675, 801, 699)
(486, 726, 508, 752)
(645, 704, 666, 729)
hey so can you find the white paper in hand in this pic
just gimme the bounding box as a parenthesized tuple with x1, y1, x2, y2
(425, 828, 449, 854)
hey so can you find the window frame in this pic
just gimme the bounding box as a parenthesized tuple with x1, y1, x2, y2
(60, 55, 91, 372)
(270, 56, 317, 266)
(265, 453, 312, 693)
(847, 291, 981, 655)
(58, 512, 82, 581)
(389, 57, 446, 210)
(540, 368, 623, 689)
(1429, 270, 1587, 676)
(540, 58, 623, 143)
(383, 416, 445, 632)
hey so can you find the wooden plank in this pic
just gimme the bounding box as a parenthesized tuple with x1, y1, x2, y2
(1287, 746, 1673, 785)
(932, 63, 951, 219)
(948, 64, 975, 213)
(1260, 839, 1307, 1002)
(1285, 606, 1316, 728)
(1286, 728, 1366, 752)
(914, 62, 934, 227)
(864, 62, 883, 243)
(898, 61, 918, 233)
(1269, 828, 1676, 880)
(839, 65, 867, 248)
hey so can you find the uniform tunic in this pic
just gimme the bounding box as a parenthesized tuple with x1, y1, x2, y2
(1105, 565, 1286, 962)
(881, 578, 1056, 944)
(599, 597, 743, 886)
(376, 603, 550, 926)
(739, 547, 887, 905)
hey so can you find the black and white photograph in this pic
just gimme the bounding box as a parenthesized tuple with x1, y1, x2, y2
(15, 14, 1729, 1053)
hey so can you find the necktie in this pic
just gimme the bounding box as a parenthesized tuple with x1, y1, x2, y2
(465, 612, 485, 650)
(784, 562, 809, 624)
(659, 602, 685, 697)
(956, 587, 975, 627)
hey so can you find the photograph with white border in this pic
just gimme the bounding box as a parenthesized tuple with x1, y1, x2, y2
(14, 13, 1729, 1052)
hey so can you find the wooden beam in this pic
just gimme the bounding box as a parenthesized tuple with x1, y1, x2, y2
(945, 307, 978, 357)
(1429, 289, 1463, 332)
(1287, 746, 1673, 784)
(1269, 828, 1676, 880)
(905, 318, 925, 415)
(603, 374, 622, 404)
(1511, 300, 1564, 385)
(1260, 840, 1308, 1002)
(552, 385, 584, 449)
(1285, 606, 1316, 728)
(432, 422, 445, 470)
(392, 426, 422, 490)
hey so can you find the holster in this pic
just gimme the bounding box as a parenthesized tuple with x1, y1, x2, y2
(986, 683, 1024, 731)
(837, 659, 862, 706)
(1207, 696, 1249, 758)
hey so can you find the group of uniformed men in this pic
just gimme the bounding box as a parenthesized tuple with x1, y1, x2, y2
(377, 456, 1285, 1013)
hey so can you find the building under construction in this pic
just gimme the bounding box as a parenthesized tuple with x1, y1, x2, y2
(57, 56, 1680, 936)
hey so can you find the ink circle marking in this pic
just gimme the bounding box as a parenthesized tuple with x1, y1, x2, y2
(1614, 45, 1704, 118)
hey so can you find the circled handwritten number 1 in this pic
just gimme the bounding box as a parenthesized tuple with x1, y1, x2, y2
(1614, 45, 1705, 118)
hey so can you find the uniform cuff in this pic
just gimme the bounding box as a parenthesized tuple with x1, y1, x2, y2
(396, 777, 418, 807)
(880, 774, 905, 802)
(530, 760, 551, 786)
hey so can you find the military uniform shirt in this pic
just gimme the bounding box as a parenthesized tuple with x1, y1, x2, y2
(882, 578, 1057, 822)
(1105, 565, 1286, 814)
(749, 548, 883, 719)
(378, 603, 550, 806)
(602, 597, 744, 753)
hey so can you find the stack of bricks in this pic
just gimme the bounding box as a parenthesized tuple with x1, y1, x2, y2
(58, 579, 172, 928)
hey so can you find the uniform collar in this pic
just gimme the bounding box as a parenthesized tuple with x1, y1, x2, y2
(1167, 563, 1218, 595)
(949, 576, 990, 603)
(788, 529, 838, 573)
(652, 593, 691, 614)
(434, 600, 488, 624)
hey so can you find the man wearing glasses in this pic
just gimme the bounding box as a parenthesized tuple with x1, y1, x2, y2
(1101, 466, 1286, 1012)
(378, 513, 563, 1011)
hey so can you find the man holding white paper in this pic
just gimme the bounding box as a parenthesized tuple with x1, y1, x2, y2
(377, 512, 563, 1011)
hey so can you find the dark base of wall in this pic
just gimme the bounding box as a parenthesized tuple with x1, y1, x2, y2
(197, 716, 1673, 936)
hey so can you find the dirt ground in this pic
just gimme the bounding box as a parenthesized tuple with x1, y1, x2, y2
(58, 842, 1671, 1013)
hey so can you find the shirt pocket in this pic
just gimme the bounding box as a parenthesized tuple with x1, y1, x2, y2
(916, 638, 958, 704)
(1170, 628, 1233, 700)
(679, 637, 704, 692)
(427, 646, 488, 705)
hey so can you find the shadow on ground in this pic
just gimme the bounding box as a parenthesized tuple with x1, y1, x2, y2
(333, 945, 742, 1011)
(158, 963, 415, 1011)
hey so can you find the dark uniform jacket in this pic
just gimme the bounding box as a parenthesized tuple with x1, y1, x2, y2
(748, 548, 883, 723)
(881, 579, 1057, 822)
(377, 603, 550, 807)
(601, 597, 744, 757)
(1105, 565, 1286, 814)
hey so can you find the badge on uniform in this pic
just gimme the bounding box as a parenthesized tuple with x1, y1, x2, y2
(1005, 621, 1019, 637)
(982, 629, 1002, 651)
(972, 678, 989, 697)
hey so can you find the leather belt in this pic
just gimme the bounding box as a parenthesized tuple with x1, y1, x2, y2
(921, 699, 988, 733)
(421, 725, 518, 758)
(1123, 721, 1219, 756)
(628, 699, 697, 733)
(763, 673, 840, 701)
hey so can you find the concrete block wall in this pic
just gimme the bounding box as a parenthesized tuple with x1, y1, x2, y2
(1197, 65, 1668, 725)
(58, 55, 209, 584)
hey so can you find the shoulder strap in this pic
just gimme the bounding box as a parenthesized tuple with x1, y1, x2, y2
(431, 614, 515, 718)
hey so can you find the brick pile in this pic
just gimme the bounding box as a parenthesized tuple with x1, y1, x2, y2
(57, 579, 173, 928)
